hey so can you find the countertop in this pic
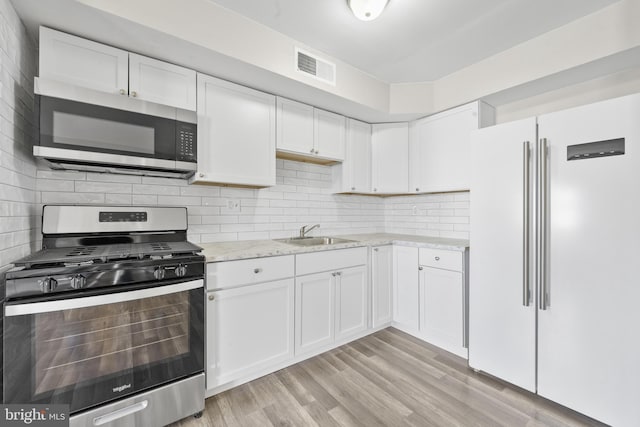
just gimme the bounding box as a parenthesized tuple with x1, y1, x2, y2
(200, 233, 468, 262)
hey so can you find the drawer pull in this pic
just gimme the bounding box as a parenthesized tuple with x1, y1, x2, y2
(208, 295, 215, 301)
(435, 256, 440, 261)
(254, 268, 262, 274)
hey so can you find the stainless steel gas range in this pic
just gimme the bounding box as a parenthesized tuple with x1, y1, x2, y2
(2, 205, 205, 427)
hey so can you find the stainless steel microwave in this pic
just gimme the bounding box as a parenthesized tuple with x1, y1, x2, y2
(33, 80, 197, 178)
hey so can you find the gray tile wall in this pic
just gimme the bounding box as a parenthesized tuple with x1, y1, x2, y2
(0, 0, 37, 269)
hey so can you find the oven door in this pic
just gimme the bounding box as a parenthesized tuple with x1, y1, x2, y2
(2, 279, 204, 414)
(37, 95, 197, 168)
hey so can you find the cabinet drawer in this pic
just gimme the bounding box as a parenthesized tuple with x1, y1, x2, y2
(207, 255, 294, 290)
(419, 248, 463, 271)
(296, 247, 367, 276)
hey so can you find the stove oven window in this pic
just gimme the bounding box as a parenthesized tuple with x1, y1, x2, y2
(33, 292, 189, 395)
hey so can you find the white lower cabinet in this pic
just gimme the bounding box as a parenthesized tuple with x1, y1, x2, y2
(393, 245, 420, 333)
(335, 266, 368, 341)
(206, 279, 294, 389)
(371, 245, 393, 328)
(205, 244, 468, 395)
(392, 245, 468, 358)
(418, 247, 468, 358)
(295, 264, 368, 355)
(294, 247, 368, 356)
(295, 271, 336, 354)
(419, 267, 466, 358)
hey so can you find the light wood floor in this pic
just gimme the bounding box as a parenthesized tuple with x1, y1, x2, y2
(171, 328, 605, 427)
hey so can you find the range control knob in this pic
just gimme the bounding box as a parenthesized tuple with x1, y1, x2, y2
(175, 264, 188, 277)
(39, 277, 58, 293)
(154, 267, 166, 280)
(70, 274, 87, 289)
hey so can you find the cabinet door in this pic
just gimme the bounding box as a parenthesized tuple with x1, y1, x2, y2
(276, 97, 314, 155)
(39, 27, 128, 95)
(371, 246, 393, 328)
(371, 123, 409, 194)
(206, 279, 294, 389)
(335, 266, 368, 341)
(409, 102, 490, 193)
(393, 245, 419, 332)
(420, 267, 466, 358)
(129, 53, 196, 110)
(342, 119, 372, 193)
(192, 74, 276, 187)
(314, 108, 345, 161)
(295, 272, 335, 355)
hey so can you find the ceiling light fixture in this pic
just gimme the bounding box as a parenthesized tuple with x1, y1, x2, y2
(347, 0, 389, 21)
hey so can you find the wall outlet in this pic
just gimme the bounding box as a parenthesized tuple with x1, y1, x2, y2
(412, 206, 418, 215)
(226, 199, 241, 213)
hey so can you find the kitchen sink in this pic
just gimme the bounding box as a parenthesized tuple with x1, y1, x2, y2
(276, 236, 356, 246)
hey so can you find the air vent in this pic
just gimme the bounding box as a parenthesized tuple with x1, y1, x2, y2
(295, 47, 336, 86)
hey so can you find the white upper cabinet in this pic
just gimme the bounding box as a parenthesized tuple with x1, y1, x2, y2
(333, 118, 372, 193)
(128, 53, 196, 111)
(409, 101, 495, 193)
(39, 26, 128, 95)
(39, 27, 196, 111)
(276, 97, 315, 154)
(371, 123, 409, 194)
(314, 108, 346, 160)
(276, 97, 345, 162)
(191, 73, 276, 187)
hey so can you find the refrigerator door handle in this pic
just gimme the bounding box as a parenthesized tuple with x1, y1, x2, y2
(523, 141, 530, 306)
(538, 138, 548, 311)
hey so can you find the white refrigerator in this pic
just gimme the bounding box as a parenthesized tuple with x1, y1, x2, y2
(469, 93, 640, 427)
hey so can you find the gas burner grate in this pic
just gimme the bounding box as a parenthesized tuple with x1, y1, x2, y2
(65, 246, 98, 257)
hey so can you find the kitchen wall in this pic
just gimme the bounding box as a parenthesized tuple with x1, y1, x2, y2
(0, 0, 37, 269)
(34, 160, 470, 248)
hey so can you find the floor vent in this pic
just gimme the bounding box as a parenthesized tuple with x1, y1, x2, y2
(295, 47, 336, 86)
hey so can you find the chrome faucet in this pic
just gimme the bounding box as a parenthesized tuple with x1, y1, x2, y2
(299, 224, 320, 238)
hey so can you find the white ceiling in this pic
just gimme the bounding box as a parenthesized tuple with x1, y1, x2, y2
(207, 0, 619, 83)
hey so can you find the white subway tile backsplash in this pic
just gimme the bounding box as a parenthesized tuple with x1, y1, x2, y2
(0, 0, 37, 269)
(85, 172, 142, 184)
(76, 181, 132, 194)
(180, 185, 221, 197)
(36, 179, 75, 192)
(105, 193, 133, 205)
(157, 195, 201, 206)
(132, 194, 158, 205)
(41, 192, 105, 204)
(36, 170, 86, 181)
(33, 161, 471, 242)
(133, 184, 180, 195)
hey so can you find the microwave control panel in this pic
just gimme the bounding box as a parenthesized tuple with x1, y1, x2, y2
(177, 122, 197, 162)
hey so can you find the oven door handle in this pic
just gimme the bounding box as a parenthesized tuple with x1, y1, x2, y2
(4, 279, 203, 317)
